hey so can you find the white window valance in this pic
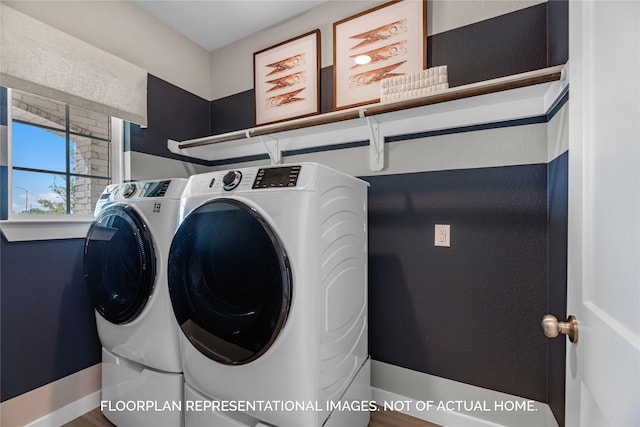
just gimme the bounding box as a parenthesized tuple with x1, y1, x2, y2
(0, 4, 148, 126)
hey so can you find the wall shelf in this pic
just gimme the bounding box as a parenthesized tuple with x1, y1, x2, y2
(168, 64, 568, 169)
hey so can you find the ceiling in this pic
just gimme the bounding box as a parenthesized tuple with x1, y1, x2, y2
(133, 0, 328, 52)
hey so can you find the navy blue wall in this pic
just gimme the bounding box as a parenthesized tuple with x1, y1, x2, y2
(547, 151, 569, 426)
(366, 164, 549, 401)
(429, 3, 546, 87)
(0, 166, 7, 221)
(0, 236, 101, 402)
(129, 74, 212, 165)
(547, 0, 569, 68)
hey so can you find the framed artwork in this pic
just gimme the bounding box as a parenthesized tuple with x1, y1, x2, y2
(333, 0, 427, 110)
(254, 30, 320, 126)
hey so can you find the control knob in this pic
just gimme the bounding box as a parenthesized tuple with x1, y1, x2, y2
(222, 170, 242, 191)
(121, 183, 137, 198)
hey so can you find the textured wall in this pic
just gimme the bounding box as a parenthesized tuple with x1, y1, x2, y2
(129, 75, 211, 161)
(365, 164, 549, 402)
(547, 151, 569, 426)
(0, 236, 101, 402)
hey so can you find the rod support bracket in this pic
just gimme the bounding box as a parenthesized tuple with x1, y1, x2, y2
(259, 135, 281, 165)
(366, 115, 383, 171)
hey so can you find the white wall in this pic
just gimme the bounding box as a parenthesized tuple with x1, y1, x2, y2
(210, 0, 378, 100)
(208, 120, 551, 177)
(124, 151, 212, 181)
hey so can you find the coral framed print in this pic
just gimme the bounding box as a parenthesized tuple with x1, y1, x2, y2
(333, 0, 426, 110)
(253, 30, 320, 126)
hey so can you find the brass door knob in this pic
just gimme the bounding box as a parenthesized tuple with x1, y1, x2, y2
(542, 314, 579, 343)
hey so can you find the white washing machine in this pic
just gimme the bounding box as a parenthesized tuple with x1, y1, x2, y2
(168, 163, 371, 427)
(84, 178, 187, 427)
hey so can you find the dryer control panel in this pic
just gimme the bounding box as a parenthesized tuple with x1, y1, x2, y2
(253, 165, 301, 189)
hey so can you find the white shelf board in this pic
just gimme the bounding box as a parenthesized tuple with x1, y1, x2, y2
(168, 65, 568, 165)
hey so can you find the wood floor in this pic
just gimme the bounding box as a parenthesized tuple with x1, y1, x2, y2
(63, 408, 114, 427)
(63, 407, 441, 427)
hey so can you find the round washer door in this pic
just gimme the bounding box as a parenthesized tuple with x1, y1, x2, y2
(168, 198, 292, 365)
(84, 204, 156, 324)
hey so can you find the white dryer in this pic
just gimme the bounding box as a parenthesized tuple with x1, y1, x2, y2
(84, 178, 187, 427)
(168, 163, 371, 427)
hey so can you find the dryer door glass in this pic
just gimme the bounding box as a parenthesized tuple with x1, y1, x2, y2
(168, 199, 292, 365)
(84, 205, 156, 324)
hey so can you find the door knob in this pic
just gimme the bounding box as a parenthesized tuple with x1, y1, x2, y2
(541, 314, 579, 343)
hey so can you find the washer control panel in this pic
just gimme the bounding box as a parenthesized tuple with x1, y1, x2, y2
(101, 180, 173, 201)
(253, 165, 301, 189)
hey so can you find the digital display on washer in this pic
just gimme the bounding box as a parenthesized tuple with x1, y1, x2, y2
(253, 165, 301, 189)
(141, 180, 171, 197)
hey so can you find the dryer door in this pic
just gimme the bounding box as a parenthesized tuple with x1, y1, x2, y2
(168, 198, 292, 365)
(84, 204, 156, 324)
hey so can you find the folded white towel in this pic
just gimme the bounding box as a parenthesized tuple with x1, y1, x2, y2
(380, 65, 449, 100)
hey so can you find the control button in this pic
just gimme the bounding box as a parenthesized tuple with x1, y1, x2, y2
(122, 183, 137, 198)
(222, 170, 242, 191)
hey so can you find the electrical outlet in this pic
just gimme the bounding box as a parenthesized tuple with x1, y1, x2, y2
(434, 224, 450, 247)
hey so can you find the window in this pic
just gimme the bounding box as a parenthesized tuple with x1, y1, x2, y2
(9, 89, 115, 216)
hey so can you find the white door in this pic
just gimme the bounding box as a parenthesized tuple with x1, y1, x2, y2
(566, 1, 640, 426)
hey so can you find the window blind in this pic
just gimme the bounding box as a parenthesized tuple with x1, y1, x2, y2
(0, 4, 148, 126)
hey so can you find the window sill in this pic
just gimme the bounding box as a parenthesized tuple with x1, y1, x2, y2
(0, 217, 92, 242)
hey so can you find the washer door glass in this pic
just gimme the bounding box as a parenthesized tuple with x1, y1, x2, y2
(84, 205, 156, 324)
(168, 199, 292, 365)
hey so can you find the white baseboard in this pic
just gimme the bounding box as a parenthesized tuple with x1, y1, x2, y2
(0, 364, 100, 427)
(3, 361, 559, 427)
(371, 361, 558, 427)
(26, 391, 100, 427)
(373, 387, 504, 427)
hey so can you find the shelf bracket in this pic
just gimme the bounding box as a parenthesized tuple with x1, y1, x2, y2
(259, 135, 281, 165)
(364, 113, 383, 171)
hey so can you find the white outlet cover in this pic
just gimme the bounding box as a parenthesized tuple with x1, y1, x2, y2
(435, 224, 451, 247)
